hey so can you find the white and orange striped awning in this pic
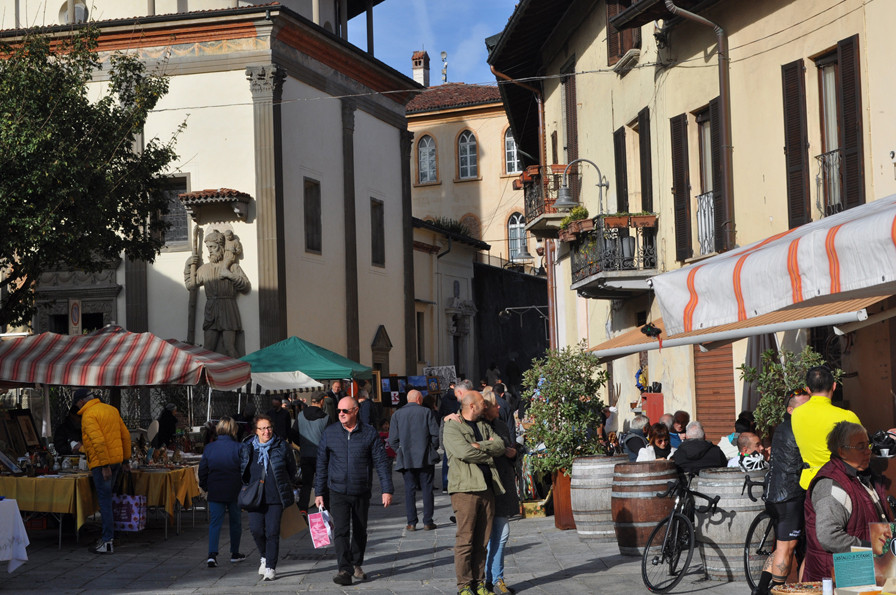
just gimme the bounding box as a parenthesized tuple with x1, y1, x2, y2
(0, 328, 251, 391)
(590, 295, 888, 362)
(651, 195, 896, 336)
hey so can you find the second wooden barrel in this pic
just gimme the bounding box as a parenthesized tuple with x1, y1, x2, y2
(694, 467, 768, 581)
(611, 460, 678, 556)
(570, 454, 628, 541)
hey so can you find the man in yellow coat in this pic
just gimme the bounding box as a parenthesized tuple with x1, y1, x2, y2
(75, 388, 131, 554)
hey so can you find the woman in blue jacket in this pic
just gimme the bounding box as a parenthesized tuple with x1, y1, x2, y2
(198, 416, 245, 568)
(240, 414, 296, 581)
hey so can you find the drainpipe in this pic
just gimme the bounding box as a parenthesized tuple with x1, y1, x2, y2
(490, 65, 557, 349)
(664, 1, 735, 251)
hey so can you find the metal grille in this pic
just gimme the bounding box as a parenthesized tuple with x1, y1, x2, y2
(696, 191, 716, 255)
(815, 149, 843, 217)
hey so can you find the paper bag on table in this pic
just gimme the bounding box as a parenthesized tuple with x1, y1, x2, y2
(280, 503, 308, 539)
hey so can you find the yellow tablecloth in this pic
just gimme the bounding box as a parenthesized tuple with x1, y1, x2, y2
(0, 474, 97, 530)
(131, 466, 200, 519)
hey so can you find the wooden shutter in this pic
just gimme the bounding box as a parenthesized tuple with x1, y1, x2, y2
(639, 107, 653, 213)
(607, 1, 622, 66)
(781, 59, 811, 228)
(670, 113, 692, 261)
(693, 344, 736, 445)
(709, 97, 728, 252)
(837, 34, 864, 210)
(564, 72, 579, 200)
(614, 126, 629, 212)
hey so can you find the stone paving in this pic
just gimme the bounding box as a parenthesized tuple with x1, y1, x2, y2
(5, 468, 753, 594)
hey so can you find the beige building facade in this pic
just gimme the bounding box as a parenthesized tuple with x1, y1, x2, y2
(489, 0, 896, 439)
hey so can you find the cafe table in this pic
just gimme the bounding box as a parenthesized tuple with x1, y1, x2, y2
(0, 473, 97, 549)
(0, 499, 29, 572)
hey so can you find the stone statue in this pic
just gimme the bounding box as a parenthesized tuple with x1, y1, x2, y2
(184, 229, 250, 358)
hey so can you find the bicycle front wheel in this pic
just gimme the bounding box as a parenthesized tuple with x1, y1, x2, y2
(641, 512, 695, 593)
(744, 511, 776, 590)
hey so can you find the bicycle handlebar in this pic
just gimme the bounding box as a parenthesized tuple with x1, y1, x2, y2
(656, 480, 676, 499)
(741, 474, 762, 502)
(694, 494, 721, 514)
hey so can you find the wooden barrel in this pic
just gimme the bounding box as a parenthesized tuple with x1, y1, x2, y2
(611, 460, 678, 555)
(694, 467, 768, 581)
(570, 454, 628, 541)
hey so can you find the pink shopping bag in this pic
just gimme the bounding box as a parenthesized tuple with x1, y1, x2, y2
(308, 508, 333, 549)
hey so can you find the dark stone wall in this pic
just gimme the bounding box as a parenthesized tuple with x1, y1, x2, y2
(472, 263, 549, 386)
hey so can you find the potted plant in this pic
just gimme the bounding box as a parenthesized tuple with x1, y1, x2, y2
(600, 213, 630, 229)
(522, 341, 608, 530)
(630, 212, 658, 228)
(739, 345, 842, 438)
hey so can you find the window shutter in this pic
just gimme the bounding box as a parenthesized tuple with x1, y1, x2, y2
(564, 72, 579, 200)
(837, 34, 864, 210)
(670, 113, 692, 261)
(709, 97, 729, 252)
(638, 107, 653, 213)
(781, 59, 810, 228)
(614, 126, 629, 212)
(607, 1, 622, 66)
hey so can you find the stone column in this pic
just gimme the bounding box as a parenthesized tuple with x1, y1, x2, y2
(341, 98, 360, 361)
(247, 65, 286, 348)
(400, 129, 416, 373)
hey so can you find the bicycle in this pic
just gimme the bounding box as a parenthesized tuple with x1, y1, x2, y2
(742, 474, 776, 591)
(641, 475, 721, 593)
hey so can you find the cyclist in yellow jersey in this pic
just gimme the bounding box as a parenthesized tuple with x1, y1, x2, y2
(791, 366, 860, 490)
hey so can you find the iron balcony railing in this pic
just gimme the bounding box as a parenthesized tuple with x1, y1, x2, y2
(570, 218, 658, 284)
(815, 149, 843, 217)
(696, 191, 715, 256)
(522, 166, 582, 223)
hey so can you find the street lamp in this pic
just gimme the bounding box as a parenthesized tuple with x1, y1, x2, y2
(554, 158, 610, 213)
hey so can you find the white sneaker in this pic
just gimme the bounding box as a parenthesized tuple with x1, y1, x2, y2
(258, 557, 266, 575)
(92, 540, 113, 554)
(263, 567, 276, 581)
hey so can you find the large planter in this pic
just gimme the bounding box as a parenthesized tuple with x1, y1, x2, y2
(602, 215, 630, 229)
(630, 214, 657, 228)
(552, 469, 576, 530)
(694, 468, 768, 581)
(570, 454, 628, 541)
(611, 460, 677, 556)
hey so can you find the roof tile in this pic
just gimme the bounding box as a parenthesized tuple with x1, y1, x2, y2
(406, 83, 501, 114)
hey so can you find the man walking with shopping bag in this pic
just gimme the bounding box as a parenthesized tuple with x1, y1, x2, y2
(316, 397, 393, 586)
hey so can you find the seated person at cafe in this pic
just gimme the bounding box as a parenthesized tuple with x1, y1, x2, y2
(623, 414, 650, 462)
(671, 421, 727, 475)
(727, 431, 768, 471)
(636, 422, 676, 462)
(54, 403, 83, 456)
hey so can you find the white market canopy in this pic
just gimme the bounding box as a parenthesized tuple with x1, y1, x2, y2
(651, 194, 896, 337)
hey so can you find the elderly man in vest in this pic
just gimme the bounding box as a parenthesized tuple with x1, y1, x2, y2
(75, 388, 131, 554)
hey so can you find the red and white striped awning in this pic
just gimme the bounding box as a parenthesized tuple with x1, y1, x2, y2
(0, 329, 250, 391)
(651, 195, 896, 337)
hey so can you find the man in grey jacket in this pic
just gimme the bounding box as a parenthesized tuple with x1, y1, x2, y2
(295, 392, 331, 512)
(389, 389, 440, 531)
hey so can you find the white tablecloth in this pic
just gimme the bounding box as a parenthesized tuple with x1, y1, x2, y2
(0, 499, 29, 572)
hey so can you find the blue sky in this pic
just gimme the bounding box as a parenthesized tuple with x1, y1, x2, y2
(348, 0, 519, 86)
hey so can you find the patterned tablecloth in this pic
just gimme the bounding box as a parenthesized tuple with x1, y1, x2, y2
(0, 499, 28, 572)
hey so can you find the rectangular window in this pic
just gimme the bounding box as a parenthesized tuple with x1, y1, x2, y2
(371, 198, 385, 267)
(160, 177, 189, 244)
(304, 178, 322, 253)
(416, 311, 425, 362)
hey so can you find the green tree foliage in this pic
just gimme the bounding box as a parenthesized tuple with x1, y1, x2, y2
(522, 342, 607, 475)
(739, 345, 841, 438)
(0, 28, 181, 327)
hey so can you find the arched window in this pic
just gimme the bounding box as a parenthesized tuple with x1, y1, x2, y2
(508, 212, 527, 260)
(458, 130, 478, 179)
(58, 1, 88, 23)
(417, 135, 437, 183)
(504, 129, 521, 174)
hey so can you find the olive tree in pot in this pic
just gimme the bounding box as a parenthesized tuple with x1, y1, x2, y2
(739, 345, 841, 439)
(522, 341, 608, 529)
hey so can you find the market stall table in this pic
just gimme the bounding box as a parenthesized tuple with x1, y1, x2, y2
(0, 473, 97, 549)
(130, 466, 200, 537)
(0, 499, 28, 572)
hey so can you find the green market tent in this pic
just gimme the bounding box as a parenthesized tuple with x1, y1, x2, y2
(240, 336, 371, 392)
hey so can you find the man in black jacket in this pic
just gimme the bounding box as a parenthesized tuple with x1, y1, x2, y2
(671, 420, 727, 474)
(316, 397, 393, 586)
(389, 390, 440, 531)
(295, 394, 330, 512)
(752, 390, 810, 595)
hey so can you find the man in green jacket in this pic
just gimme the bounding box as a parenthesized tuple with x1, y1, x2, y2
(444, 391, 506, 595)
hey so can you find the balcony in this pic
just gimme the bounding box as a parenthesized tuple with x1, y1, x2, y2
(816, 149, 843, 217)
(569, 214, 658, 299)
(521, 165, 582, 239)
(696, 191, 716, 256)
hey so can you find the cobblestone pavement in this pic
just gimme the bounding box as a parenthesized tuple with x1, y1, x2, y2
(6, 468, 752, 594)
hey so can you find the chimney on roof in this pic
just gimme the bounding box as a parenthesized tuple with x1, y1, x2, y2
(412, 51, 430, 87)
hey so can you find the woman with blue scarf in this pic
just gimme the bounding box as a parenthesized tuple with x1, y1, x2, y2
(240, 414, 296, 581)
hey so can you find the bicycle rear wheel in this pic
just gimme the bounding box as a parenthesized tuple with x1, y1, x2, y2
(641, 512, 695, 593)
(744, 510, 776, 590)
